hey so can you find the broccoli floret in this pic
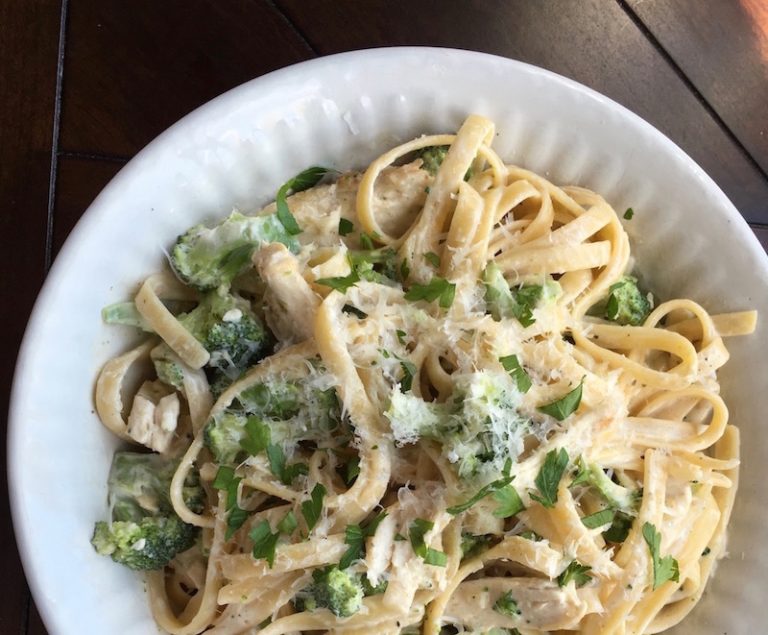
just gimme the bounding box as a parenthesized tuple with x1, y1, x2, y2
(384, 390, 448, 445)
(107, 452, 204, 517)
(482, 262, 560, 327)
(179, 290, 270, 377)
(236, 382, 302, 419)
(571, 457, 639, 512)
(107, 452, 176, 519)
(603, 276, 651, 326)
(203, 412, 254, 464)
(417, 145, 449, 176)
(204, 381, 340, 464)
(91, 516, 196, 571)
(171, 211, 300, 291)
(301, 566, 364, 618)
(180, 467, 205, 515)
(417, 145, 475, 180)
(483, 262, 515, 321)
(348, 246, 400, 284)
(92, 452, 202, 570)
(447, 372, 530, 479)
(153, 358, 184, 391)
(208, 368, 235, 400)
(385, 371, 529, 482)
(102, 301, 153, 331)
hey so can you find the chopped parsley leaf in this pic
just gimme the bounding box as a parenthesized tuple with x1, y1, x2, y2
(339, 510, 388, 569)
(239, 416, 271, 456)
(499, 354, 532, 393)
(581, 508, 615, 529)
(493, 591, 521, 616)
(409, 518, 447, 566)
(315, 270, 360, 293)
(424, 251, 441, 268)
(446, 475, 514, 515)
(537, 380, 583, 421)
(557, 560, 593, 587)
(301, 483, 327, 532)
(642, 522, 680, 589)
(249, 520, 279, 568)
(529, 448, 569, 509)
(266, 443, 308, 485)
(492, 484, 526, 518)
(277, 510, 297, 535)
(276, 166, 331, 235)
(404, 277, 456, 309)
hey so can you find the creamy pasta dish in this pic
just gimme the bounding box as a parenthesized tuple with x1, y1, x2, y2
(92, 115, 756, 634)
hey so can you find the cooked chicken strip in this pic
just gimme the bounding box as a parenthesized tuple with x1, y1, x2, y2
(253, 243, 321, 342)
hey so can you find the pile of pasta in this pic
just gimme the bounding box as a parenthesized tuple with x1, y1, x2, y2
(95, 114, 756, 634)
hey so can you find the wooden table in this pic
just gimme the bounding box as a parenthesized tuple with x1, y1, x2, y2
(2, 1, 766, 633)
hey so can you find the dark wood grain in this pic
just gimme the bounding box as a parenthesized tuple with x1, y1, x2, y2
(753, 225, 768, 253)
(52, 156, 125, 257)
(26, 603, 48, 635)
(59, 0, 314, 158)
(625, 0, 768, 176)
(0, 1, 62, 634)
(276, 0, 768, 226)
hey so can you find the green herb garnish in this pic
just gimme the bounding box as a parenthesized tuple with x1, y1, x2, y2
(424, 251, 441, 268)
(557, 560, 593, 587)
(404, 277, 456, 309)
(277, 510, 297, 535)
(603, 511, 634, 543)
(537, 380, 583, 421)
(276, 167, 331, 235)
(447, 474, 514, 515)
(240, 416, 271, 456)
(642, 522, 680, 589)
(499, 354, 532, 393)
(266, 444, 308, 485)
(409, 518, 447, 566)
(213, 466, 248, 539)
(249, 519, 280, 568)
(492, 484, 526, 518)
(493, 591, 521, 616)
(316, 270, 360, 293)
(301, 483, 327, 532)
(581, 508, 615, 529)
(339, 511, 388, 569)
(529, 448, 569, 509)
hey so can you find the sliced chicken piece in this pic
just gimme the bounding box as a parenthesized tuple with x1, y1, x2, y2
(253, 243, 320, 343)
(126, 380, 180, 453)
(365, 511, 397, 587)
(445, 576, 602, 632)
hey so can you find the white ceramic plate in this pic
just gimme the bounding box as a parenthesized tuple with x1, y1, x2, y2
(9, 48, 768, 635)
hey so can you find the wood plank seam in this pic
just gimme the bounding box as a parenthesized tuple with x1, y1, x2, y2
(267, 0, 319, 55)
(58, 150, 129, 164)
(21, 590, 30, 635)
(615, 0, 768, 184)
(44, 0, 69, 273)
